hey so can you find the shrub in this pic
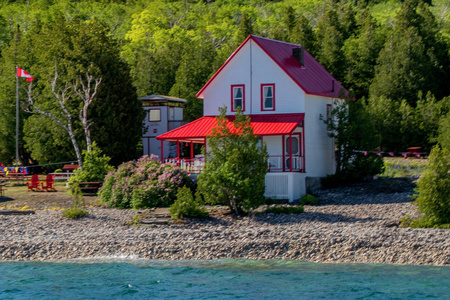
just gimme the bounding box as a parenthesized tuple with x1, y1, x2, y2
(99, 155, 194, 209)
(412, 146, 450, 226)
(63, 184, 88, 219)
(70, 142, 114, 184)
(198, 107, 268, 216)
(322, 153, 384, 187)
(300, 194, 318, 205)
(170, 186, 209, 220)
(265, 205, 304, 214)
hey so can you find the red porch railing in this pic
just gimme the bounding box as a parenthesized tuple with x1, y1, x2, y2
(163, 155, 304, 173)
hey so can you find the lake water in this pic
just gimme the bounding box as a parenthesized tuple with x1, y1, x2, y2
(0, 259, 449, 299)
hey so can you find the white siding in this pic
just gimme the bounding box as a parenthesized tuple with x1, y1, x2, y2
(304, 95, 336, 177)
(203, 40, 306, 116)
(265, 172, 306, 202)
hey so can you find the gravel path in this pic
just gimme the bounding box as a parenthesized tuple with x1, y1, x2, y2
(0, 179, 449, 265)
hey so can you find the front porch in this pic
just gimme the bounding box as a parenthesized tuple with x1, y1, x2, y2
(157, 113, 307, 202)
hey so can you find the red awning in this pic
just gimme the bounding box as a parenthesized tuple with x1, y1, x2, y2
(157, 113, 304, 143)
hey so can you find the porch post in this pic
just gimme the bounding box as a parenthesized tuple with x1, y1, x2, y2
(289, 135, 293, 171)
(160, 140, 164, 162)
(176, 141, 180, 159)
(282, 135, 285, 172)
(190, 142, 194, 159)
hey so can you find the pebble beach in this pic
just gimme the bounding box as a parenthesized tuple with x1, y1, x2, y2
(0, 179, 449, 265)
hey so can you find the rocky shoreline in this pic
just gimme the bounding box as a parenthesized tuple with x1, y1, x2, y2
(0, 179, 449, 265)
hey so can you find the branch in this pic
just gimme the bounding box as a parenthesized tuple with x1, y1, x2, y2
(23, 82, 70, 132)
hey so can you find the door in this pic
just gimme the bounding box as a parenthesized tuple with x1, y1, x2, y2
(285, 135, 300, 171)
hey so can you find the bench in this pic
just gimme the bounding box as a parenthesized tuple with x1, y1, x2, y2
(69, 182, 101, 194)
(4, 173, 29, 185)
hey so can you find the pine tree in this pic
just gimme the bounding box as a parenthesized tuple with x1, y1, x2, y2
(289, 13, 318, 57)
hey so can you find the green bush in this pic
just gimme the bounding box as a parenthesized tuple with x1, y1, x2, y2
(412, 146, 450, 226)
(322, 153, 385, 187)
(300, 194, 318, 205)
(100, 155, 194, 209)
(198, 107, 268, 216)
(63, 184, 88, 219)
(70, 142, 114, 184)
(170, 186, 209, 220)
(265, 205, 304, 214)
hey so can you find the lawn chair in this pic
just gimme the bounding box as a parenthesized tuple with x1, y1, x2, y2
(41, 174, 56, 192)
(26, 174, 41, 191)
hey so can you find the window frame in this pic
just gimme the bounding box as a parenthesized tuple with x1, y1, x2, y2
(261, 83, 275, 111)
(148, 108, 161, 122)
(231, 84, 245, 112)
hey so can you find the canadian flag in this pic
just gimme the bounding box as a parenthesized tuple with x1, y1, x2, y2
(17, 67, 34, 82)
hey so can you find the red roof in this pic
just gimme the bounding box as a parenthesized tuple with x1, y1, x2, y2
(197, 35, 346, 99)
(157, 114, 304, 142)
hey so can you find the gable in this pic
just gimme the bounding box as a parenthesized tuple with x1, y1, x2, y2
(197, 35, 346, 100)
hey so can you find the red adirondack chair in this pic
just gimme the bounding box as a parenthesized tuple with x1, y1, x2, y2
(41, 174, 56, 192)
(26, 174, 41, 191)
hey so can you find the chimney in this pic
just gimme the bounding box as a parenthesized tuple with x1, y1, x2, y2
(292, 47, 304, 66)
(331, 80, 335, 92)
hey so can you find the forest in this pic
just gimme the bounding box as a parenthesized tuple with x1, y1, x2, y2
(0, 0, 449, 167)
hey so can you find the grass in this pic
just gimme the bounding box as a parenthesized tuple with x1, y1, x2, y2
(380, 157, 428, 178)
(0, 178, 102, 210)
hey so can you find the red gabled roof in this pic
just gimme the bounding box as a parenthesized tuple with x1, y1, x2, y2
(157, 114, 304, 142)
(197, 35, 346, 99)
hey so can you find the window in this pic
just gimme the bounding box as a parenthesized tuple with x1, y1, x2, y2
(148, 109, 161, 122)
(231, 85, 245, 112)
(261, 84, 275, 111)
(326, 104, 332, 131)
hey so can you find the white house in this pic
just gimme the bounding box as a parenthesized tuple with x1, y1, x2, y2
(157, 35, 346, 202)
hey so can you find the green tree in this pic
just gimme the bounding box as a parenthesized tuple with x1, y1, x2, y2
(316, 9, 346, 83)
(343, 9, 384, 99)
(413, 146, 450, 227)
(289, 13, 318, 56)
(169, 31, 215, 121)
(197, 107, 268, 216)
(370, 0, 450, 103)
(326, 97, 382, 178)
(1, 17, 143, 167)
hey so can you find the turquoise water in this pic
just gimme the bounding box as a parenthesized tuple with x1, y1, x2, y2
(0, 259, 449, 299)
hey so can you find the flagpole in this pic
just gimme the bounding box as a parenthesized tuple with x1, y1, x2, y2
(16, 65, 19, 166)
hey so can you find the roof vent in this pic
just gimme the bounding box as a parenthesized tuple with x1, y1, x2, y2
(292, 47, 304, 66)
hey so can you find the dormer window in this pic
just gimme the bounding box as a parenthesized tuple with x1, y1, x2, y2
(231, 85, 245, 112)
(261, 84, 275, 111)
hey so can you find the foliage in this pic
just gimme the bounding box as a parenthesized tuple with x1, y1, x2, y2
(264, 205, 304, 214)
(197, 107, 268, 216)
(62, 183, 88, 219)
(0, 0, 449, 166)
(169, 186, 209, 220)
(412, 146, 450, 226)
(99, 155, 194, 209)
(326, 98, 382, 178)
(69, 142, 114, 184)
(300, 194, 318, 205)
(366, 94, 449, 152)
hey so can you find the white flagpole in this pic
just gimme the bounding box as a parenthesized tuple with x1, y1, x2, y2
(16, 65, 19, 166)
